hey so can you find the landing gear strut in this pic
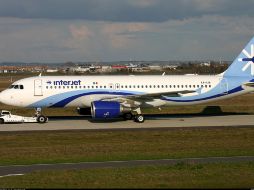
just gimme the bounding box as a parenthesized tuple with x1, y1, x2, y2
(132, 107, 145, 123)
(35, 107, 48, 123)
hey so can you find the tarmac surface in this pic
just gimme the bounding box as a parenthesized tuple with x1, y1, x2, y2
(0, 113, 253, 132)
(1, 156, 254, 176)
(0, 113, 254, 176)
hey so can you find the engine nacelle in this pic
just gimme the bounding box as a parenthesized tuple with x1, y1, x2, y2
(91, 101, 131, 119)
(77, 107, 91, 115)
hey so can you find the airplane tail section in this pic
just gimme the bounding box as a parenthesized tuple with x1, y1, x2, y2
(224, 37, 254, 77)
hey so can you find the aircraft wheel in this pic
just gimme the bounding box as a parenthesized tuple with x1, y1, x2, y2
(37, 115, 47, 123)
(123, 113, 133, 120)
(0, 119, 4, 124)
(134, 114, 145, 123)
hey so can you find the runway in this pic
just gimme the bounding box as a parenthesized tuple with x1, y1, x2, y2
(1, 156, 254, 176)
(0, 114, 253, 132)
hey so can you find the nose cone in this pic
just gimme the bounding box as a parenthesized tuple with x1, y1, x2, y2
(0, 90, 10, 105)
(0, 91, 4, 103)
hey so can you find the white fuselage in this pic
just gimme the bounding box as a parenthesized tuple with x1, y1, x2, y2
(0, 75, 251, 109)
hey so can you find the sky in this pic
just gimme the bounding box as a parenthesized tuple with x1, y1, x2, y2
(0, 0, 254, 63)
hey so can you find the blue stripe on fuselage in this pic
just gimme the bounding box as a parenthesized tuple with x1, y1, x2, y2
(28, 90, 139, 108)
(50, 91, 134, 107)
(162, 85, 243, 102)
(28, 76, 251, 108)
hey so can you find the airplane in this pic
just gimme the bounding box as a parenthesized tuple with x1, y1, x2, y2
(1, 37, 254, 123)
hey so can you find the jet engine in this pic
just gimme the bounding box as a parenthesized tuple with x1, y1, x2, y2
(91, 101, 131, 119)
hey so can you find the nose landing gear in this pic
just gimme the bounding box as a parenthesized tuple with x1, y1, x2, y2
(35, 107, 48, 123)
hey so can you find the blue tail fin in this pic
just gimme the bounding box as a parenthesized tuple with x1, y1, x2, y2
(224, 37, 254, 77)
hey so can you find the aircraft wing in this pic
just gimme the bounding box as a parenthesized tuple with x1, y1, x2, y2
(102, 90, 196, 102)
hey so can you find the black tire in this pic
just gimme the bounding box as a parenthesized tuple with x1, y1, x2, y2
(134, 115, 145, 123)
(37, 115, 47, 123)
(0, 119, 4, 124)
(123, 113, 133, 120)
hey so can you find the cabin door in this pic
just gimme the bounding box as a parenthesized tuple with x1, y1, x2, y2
(34, 79, 43, 96)
(220, 78, 228, 95)
(115, 83, 120, 91)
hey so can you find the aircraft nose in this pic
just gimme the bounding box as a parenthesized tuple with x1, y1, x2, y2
(0, 90, 9, 104)
(0, 91, 3, 103)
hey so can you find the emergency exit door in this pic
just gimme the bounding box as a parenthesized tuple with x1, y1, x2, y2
(34, 79, 43, 96)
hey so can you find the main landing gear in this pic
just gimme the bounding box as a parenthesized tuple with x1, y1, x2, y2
(35, 107, 48, 123)
(134, 114, 145, 123)
(123, 107, 145, 123)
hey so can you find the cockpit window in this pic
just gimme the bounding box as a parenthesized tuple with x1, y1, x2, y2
(8, 85, 24, 89)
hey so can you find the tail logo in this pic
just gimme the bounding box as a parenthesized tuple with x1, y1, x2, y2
(238, 44, 254, 76)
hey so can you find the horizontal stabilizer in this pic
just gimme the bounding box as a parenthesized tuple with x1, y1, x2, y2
(242, 82, 254, 87)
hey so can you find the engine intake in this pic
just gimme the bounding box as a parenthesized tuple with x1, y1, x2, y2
(91, 101, 131, 119)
